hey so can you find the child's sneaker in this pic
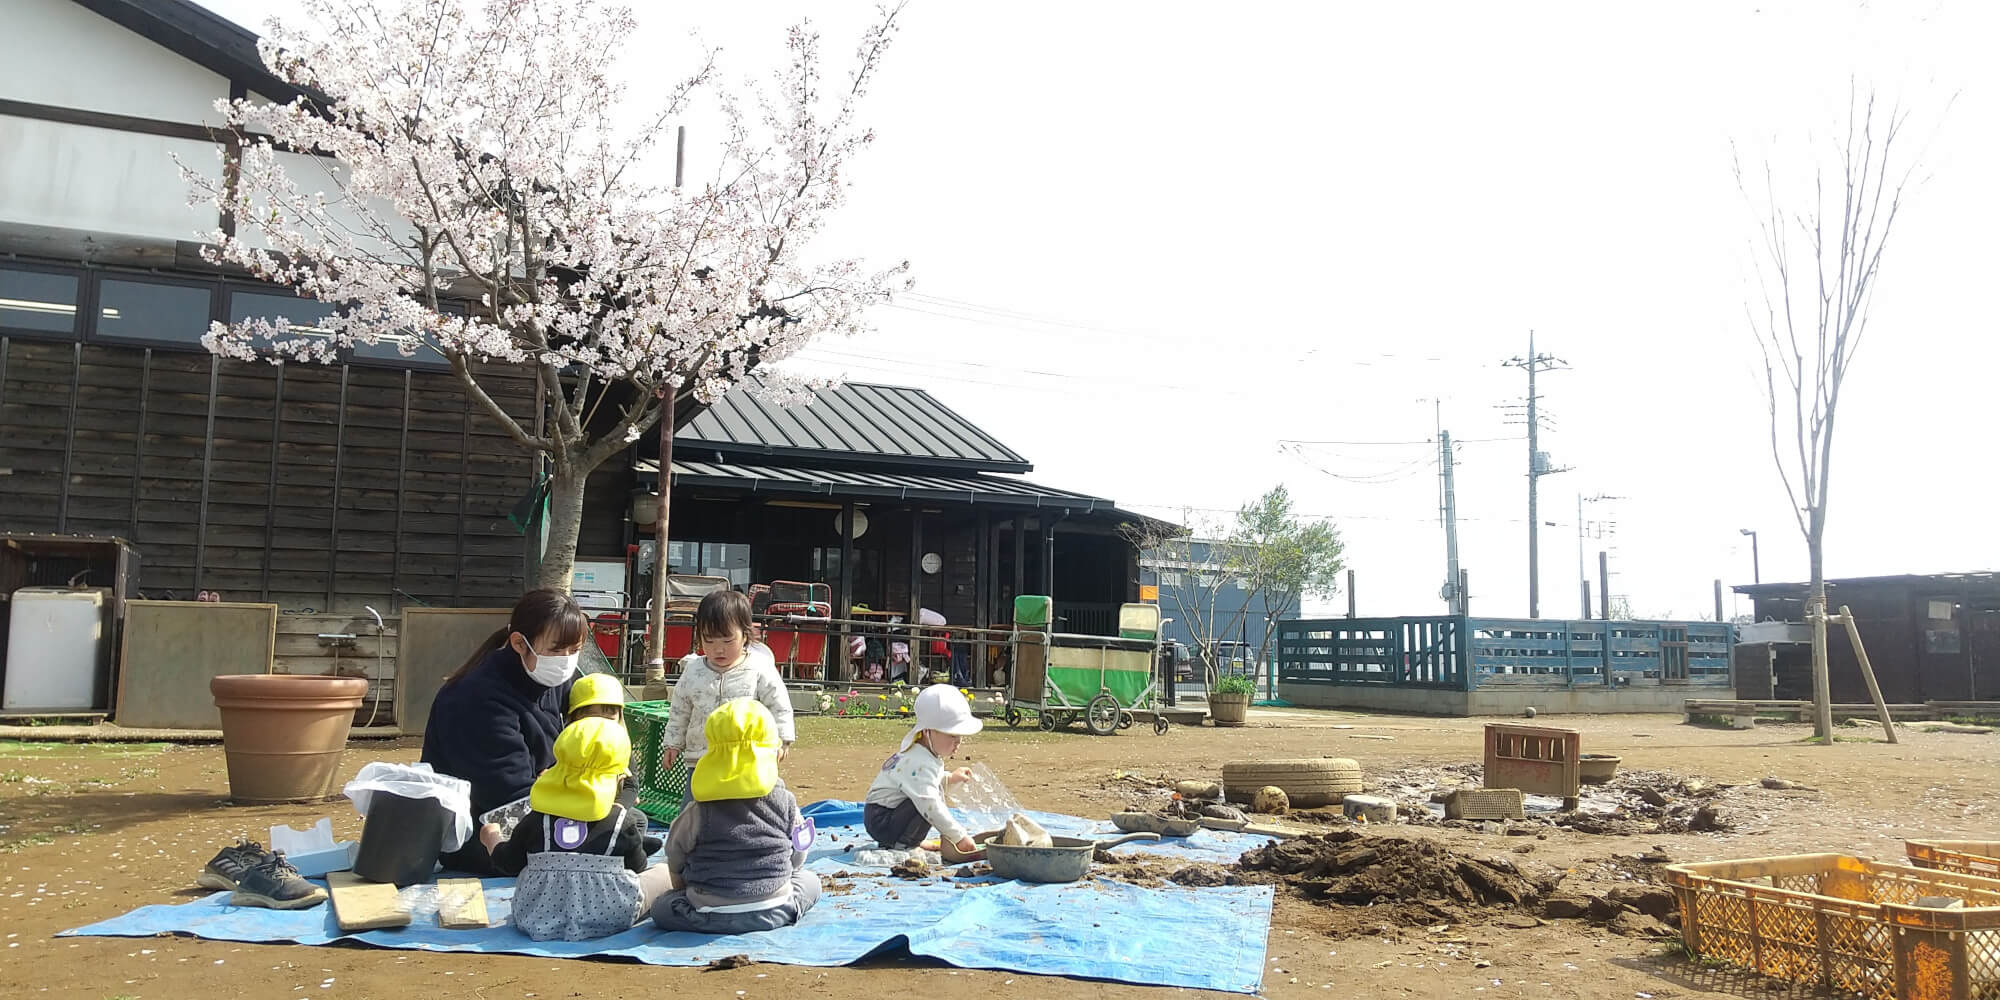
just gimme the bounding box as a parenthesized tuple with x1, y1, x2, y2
(196, 838, 269, 891)
(228, 853, 327, 910)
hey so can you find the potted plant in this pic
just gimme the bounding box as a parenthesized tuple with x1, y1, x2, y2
(1209, 674, 1256, 728)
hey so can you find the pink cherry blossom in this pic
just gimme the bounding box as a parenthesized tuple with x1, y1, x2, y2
(179, 0, 910, 586)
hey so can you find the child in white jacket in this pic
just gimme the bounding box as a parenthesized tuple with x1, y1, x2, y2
(662, 590, 796, 770)
(864, 685, 982, 855)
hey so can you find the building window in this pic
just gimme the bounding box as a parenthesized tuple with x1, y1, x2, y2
(229, 290, 337, 344)
(813, 546, 882, 608)
(349, 330, 449, 368)
(94, 278, 216, 347)
(0, 267, 81, 337)
(664, 540, 755, 591)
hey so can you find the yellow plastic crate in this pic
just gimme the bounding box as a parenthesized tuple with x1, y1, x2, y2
(1909, 841, 2000, 879)
(1668, 853, 2000, 1000)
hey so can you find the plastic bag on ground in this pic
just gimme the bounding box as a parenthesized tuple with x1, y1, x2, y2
(1000, 814, 1052, 848)
(343, 761, 474, 852)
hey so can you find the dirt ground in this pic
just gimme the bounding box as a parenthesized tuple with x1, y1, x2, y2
(3, 706, 1996, 999)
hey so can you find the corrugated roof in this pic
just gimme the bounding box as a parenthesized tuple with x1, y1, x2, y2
(636, 459, 1130, 513)
(676, 380, 1030, 473)
(1734, 571, 2000, 598)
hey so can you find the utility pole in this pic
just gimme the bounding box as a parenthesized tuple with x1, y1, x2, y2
(1439, 431, 1464, 615)
(1598, 550, 1611, 621)
(1577, 493, 1621, 619)
(1503, 331, 1567, 618)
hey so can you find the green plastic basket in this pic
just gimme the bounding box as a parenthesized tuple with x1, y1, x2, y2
(626, 700, 690, 825)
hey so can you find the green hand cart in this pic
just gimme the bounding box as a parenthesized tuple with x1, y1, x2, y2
(1002, 595, 1169, 736)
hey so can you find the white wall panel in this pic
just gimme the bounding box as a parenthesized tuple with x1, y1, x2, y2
(0, 117, 222, 240)
(1, 0, 230, 125)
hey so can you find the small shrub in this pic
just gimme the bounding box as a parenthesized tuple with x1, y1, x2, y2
(1214, 675, 1257, 696)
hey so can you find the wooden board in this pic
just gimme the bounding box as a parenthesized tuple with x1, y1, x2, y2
(327, 870, 411, 931)
(395, 607, 511, 736)
(113, 600, 277, 728)
(436, 877, 489, 929)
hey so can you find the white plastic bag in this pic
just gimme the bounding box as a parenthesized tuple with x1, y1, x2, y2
(342, 761, 474, 853)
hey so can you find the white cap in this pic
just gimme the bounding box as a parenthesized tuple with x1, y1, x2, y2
(899, 684, 983, 752)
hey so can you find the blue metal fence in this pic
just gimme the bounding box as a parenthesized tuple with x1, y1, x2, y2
(1278, 616, 1733, 691)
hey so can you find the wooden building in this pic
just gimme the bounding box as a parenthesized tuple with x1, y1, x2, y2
(1734, 573, 2000, 704)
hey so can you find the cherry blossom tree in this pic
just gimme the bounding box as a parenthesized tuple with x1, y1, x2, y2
(182, 0, 908, 592)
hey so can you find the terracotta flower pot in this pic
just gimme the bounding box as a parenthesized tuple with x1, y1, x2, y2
(211, 674, 368, 804)
(1210, 691, 1251, 727)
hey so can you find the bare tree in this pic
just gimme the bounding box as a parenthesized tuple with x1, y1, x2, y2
(1736, 84, 1930, 741)
(1125, 486, 1343, 696)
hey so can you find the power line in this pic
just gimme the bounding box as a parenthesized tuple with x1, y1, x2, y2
(1276, 435, 1526, 447)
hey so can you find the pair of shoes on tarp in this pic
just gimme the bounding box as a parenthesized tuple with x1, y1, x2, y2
(197, 838, 328, 910)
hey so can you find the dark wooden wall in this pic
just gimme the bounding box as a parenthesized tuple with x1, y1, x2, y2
(0, 338, 537, 612)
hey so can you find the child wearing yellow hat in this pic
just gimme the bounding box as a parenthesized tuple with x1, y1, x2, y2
(478, 716, 673, 940)
(650, 699, 822, 934)
(567, 672, 626, 725)
(473, 671, 638, 842)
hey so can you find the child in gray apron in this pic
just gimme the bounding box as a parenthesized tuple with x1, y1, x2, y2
(479, 716, 672, 940)
(511, 804, 645, 940)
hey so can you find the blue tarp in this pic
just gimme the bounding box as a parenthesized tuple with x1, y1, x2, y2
(60, 801, 1275, 994)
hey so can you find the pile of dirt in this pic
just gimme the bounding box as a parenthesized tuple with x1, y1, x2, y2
(1240, 830, 1547, 906)
(1137, 829, 1682, 941)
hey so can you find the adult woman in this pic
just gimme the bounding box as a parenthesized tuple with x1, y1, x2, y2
(422, 588, 589, 875)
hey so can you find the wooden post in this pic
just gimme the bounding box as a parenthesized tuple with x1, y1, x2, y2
(1839, 604, 1897, 744)
(1346, 569, 1356, 618)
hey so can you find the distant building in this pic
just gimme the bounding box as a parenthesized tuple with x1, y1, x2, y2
(1139, 539, 1290, 664)
(1733, 572, 2000, 703)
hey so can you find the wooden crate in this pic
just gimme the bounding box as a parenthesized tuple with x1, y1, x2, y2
(1482, 723, 1580, 804)
(1669, 853, 2000, 1000)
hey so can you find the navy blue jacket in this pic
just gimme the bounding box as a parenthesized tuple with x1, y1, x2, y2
(421, 645, 571, 818)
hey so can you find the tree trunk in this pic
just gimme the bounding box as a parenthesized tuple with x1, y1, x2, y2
(1809, 532, 1832, 742)
(534, 465, 589, 592)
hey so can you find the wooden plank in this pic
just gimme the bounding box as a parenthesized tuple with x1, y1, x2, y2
(436, 878, 489, 929)
(326, 871, 412, 931)
(396, 607, 511, 736)
(115, 601, 278, 728)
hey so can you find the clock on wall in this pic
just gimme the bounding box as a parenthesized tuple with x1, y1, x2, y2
(921, 552, 942, 575)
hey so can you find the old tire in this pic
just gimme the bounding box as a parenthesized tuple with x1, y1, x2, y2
(1222, 758, 1363, 808)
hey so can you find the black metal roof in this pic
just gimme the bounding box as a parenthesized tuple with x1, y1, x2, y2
(73, 0, 310, 103)
(677, 380, 1031, 473)
(636, 458, 1145, 517)
(1734, 571, 2000, 599)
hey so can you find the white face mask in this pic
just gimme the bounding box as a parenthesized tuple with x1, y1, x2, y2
(523, 638, 579, 687)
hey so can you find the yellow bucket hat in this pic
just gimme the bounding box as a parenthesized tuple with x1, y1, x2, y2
(690, 698, 780, 802)
(567, 672, 625, 715)
(530, 716, 631, 822)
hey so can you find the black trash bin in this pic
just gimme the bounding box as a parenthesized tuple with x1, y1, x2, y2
(352, 791, 449, 886)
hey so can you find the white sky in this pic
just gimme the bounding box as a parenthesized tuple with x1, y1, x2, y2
(198, 0, 2000, 621)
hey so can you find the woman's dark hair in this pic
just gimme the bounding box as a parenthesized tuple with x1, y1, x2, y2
(444, 588, 589, 685)
(695, 589, 754, 642)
